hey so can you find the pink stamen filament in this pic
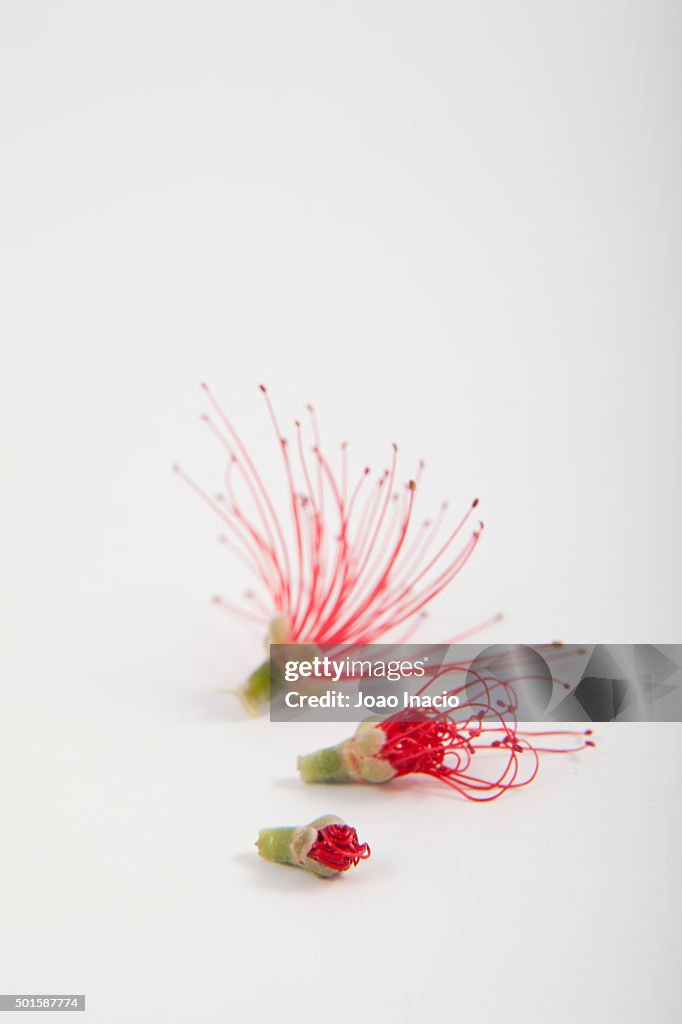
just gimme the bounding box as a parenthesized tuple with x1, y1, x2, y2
(181, 384, 487, 648)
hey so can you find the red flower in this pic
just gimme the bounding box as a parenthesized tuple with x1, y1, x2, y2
(177, 383, 486, 709)
(256, 815, 370, 878)
(298, 707, 594, 801)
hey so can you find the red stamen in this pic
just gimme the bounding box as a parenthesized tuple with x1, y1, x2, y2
(376, 709, 593, 802)
(307, 824, 371, 872)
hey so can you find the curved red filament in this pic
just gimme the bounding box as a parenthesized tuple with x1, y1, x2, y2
(377, 711, 593, 802)
(307, 824, 371, 872)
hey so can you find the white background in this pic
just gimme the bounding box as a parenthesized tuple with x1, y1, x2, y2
(1, 2, 681, 1022)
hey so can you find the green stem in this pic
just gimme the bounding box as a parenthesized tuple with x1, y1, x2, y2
(239, 658, 285, 712)
(257, 826, 296, 865)
(297, 744, 351, 783)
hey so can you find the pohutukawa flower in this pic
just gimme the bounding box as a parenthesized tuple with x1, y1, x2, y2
(256, 814, 370, 878)
(298, 712, 595, 801)
(176, 383, 485, 713)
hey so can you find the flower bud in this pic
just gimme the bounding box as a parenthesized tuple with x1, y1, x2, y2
(256, 814, 370, 878)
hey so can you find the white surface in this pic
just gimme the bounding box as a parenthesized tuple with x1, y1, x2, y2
(1, 2, 681, 1022)
(1, 701, 681, 1023)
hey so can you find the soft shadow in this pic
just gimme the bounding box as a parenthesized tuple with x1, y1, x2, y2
(270, 771, 492, 806)
(231, 851, 355, 893)
(269, 776, 314, 792)
(187, 687, 252, 722)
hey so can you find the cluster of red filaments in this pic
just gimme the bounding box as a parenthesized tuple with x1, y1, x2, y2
(307, 824, 371, 872)
(175, 383, 484, 645)
(376, 711, 594, 802)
